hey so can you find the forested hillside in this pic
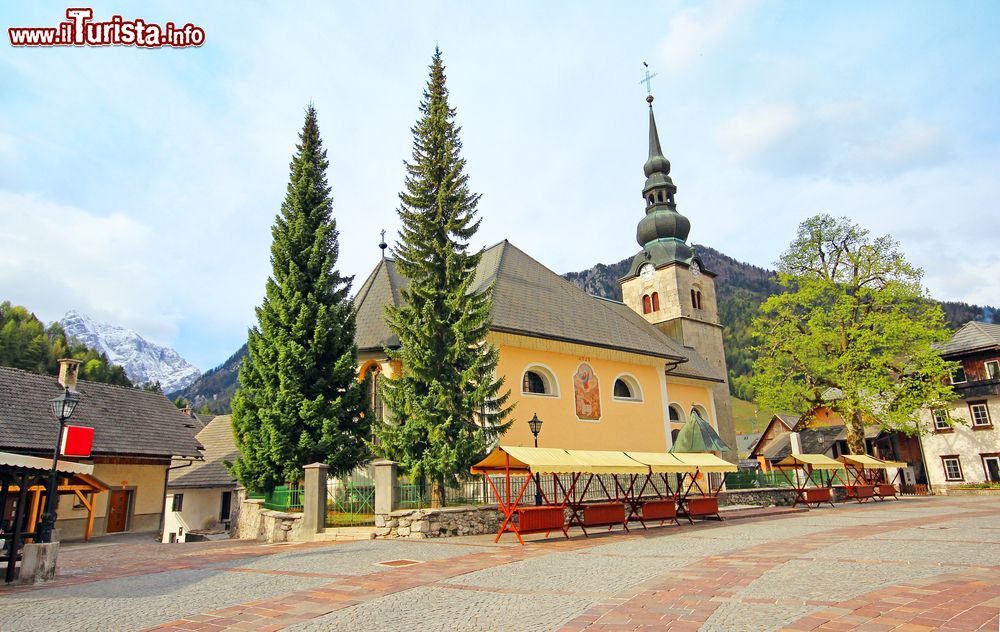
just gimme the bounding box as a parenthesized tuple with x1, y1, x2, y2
(0, 301, 132, 386)
(564, 245, 997, 399)
(169, 343, 246, 413)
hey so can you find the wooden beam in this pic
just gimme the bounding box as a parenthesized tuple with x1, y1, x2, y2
(84, 492, 96, 541)
(25, 488, 42, 543)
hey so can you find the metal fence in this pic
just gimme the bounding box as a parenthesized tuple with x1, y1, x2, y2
(396, 473, 679, 509)
(325, 467, 376, 527)
(725, 468, 847, 490)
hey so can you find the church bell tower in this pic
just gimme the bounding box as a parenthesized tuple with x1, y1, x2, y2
(620, 93, 735, 455)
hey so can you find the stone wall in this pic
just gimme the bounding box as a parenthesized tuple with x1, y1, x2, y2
(374, 505, 501, 539)
(719, 486, 849, 506)
(939, 487, 1000, 496)
(235, 498, 305, 543)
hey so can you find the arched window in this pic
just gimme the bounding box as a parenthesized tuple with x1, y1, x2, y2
(613, 379, 631, 398)
(695, 291, 702, 309)
(363, 364, 386, 426)
(523, 371, 545, 394)
(522, 365, 558, 396)
(690, 289, 697, 308)
(651, 292, 660, 311)
(613, 374, 642, 402)
(668, 404, 684, 422)
(642, 294, 652, 314)
(692, 405, 710, 422)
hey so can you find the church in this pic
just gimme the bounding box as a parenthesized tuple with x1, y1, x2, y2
(352, 95, 737, 459)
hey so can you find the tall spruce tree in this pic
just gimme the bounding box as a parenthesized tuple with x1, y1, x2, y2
(374, 49, 511, 507)
(230, 106, 368, 492)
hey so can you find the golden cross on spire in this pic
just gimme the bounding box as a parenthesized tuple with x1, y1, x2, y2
(639, 61, 658, 96)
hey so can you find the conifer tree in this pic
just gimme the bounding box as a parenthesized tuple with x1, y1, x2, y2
(374, 49, 511, 507)
(230, 106, 368, 492)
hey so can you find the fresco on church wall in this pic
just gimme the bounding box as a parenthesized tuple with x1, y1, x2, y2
(574, 363, 601, 420)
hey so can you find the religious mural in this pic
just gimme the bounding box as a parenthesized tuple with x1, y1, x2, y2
(574, 363, 601, 420)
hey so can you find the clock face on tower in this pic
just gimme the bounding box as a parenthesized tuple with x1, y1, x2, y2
(690, 261, 701, 277)
(639, 263, 655, 280)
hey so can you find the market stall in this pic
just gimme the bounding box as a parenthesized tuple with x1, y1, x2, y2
(836, 454, 892, 503)
(773, 453, 843, 508)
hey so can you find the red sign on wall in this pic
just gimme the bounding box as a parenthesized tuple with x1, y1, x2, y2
(61, 425, 94, 457)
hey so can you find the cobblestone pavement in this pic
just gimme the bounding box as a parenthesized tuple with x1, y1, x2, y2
(1, 496, 997, 631)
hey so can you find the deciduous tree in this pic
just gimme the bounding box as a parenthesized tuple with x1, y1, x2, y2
(751, 214, 955, 453)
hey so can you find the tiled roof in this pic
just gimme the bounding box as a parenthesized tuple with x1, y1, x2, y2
(937, 321, 1000, 356)
(774, 413, 800, 429)
(763, 424, 881, 461)
(170, 415, 237, 489)
(0, 367, 202, 459)
(353, 240, 722, 381)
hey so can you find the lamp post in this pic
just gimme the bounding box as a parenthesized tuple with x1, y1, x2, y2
(528, 413, 543, 506)
(36, 387, 80, 543)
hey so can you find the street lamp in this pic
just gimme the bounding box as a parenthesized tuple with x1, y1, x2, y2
(37, 387, 80, 543)
(528, 413, 543, 506)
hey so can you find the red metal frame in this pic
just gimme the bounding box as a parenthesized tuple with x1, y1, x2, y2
(482, 453, 570, 545)
(676, 470, 727, 521)
(777, 465, 837, 509)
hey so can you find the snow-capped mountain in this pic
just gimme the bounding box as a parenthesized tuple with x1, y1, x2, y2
(59, 311, 201, 394)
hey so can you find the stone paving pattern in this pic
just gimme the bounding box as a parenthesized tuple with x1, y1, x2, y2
(0, 496, 997, 631)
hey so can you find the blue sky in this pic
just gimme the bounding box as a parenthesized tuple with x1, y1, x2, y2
(2, 1, 998, 371)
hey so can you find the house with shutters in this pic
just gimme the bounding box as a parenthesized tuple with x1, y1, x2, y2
(920, 321, 1000, 487)
(0, 360, 202, 540)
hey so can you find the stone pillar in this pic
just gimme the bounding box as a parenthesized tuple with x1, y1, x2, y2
(301, 462, 328, 535)
(373, 459, 399, 515)
(19, 542, 59, 584)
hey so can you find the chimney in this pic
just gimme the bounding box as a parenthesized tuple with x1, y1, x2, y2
(57, 358, 83, 391)
(789, 432, 803, 455)
(180, 406, 193, 417)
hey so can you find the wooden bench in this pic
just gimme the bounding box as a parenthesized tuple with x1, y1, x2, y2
(845, 484, 876, 502)
(511, 506, 564, 535)
(683, 496, 722, 520)
(875, 484, 898, 500)
(799, 487, 834, 508)
(582, 502, 626, 528)
(638, 499, 677, 526)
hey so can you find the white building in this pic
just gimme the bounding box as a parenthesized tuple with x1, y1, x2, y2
(919, 322, 1000, 488)
(162, 415, 237, 542)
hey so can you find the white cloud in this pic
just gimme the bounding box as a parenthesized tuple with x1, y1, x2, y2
(714, 102, 949, 180)
(657, 0, 756, 75)
(0, 191, 178, 341)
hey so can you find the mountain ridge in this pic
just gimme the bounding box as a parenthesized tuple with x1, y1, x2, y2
(59, 311, 201, 394)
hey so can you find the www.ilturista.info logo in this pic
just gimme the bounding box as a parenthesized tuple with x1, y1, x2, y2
(8, 8, 205, 48)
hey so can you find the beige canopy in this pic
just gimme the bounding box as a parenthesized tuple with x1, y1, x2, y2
(565, 449, 649, 474)
(838, 454, 891, 469)
(671, 452, 738, 472)
(775, 453, 843, 470)
(878, 459, 908, 469)
(470, 446, 586, 475)
(471, 446, 734, 476)
(624, 451, 697, 473)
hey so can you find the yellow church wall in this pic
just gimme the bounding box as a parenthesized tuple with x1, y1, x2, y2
(662, 381, 720, 431)
(493, 334, 670, 452)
